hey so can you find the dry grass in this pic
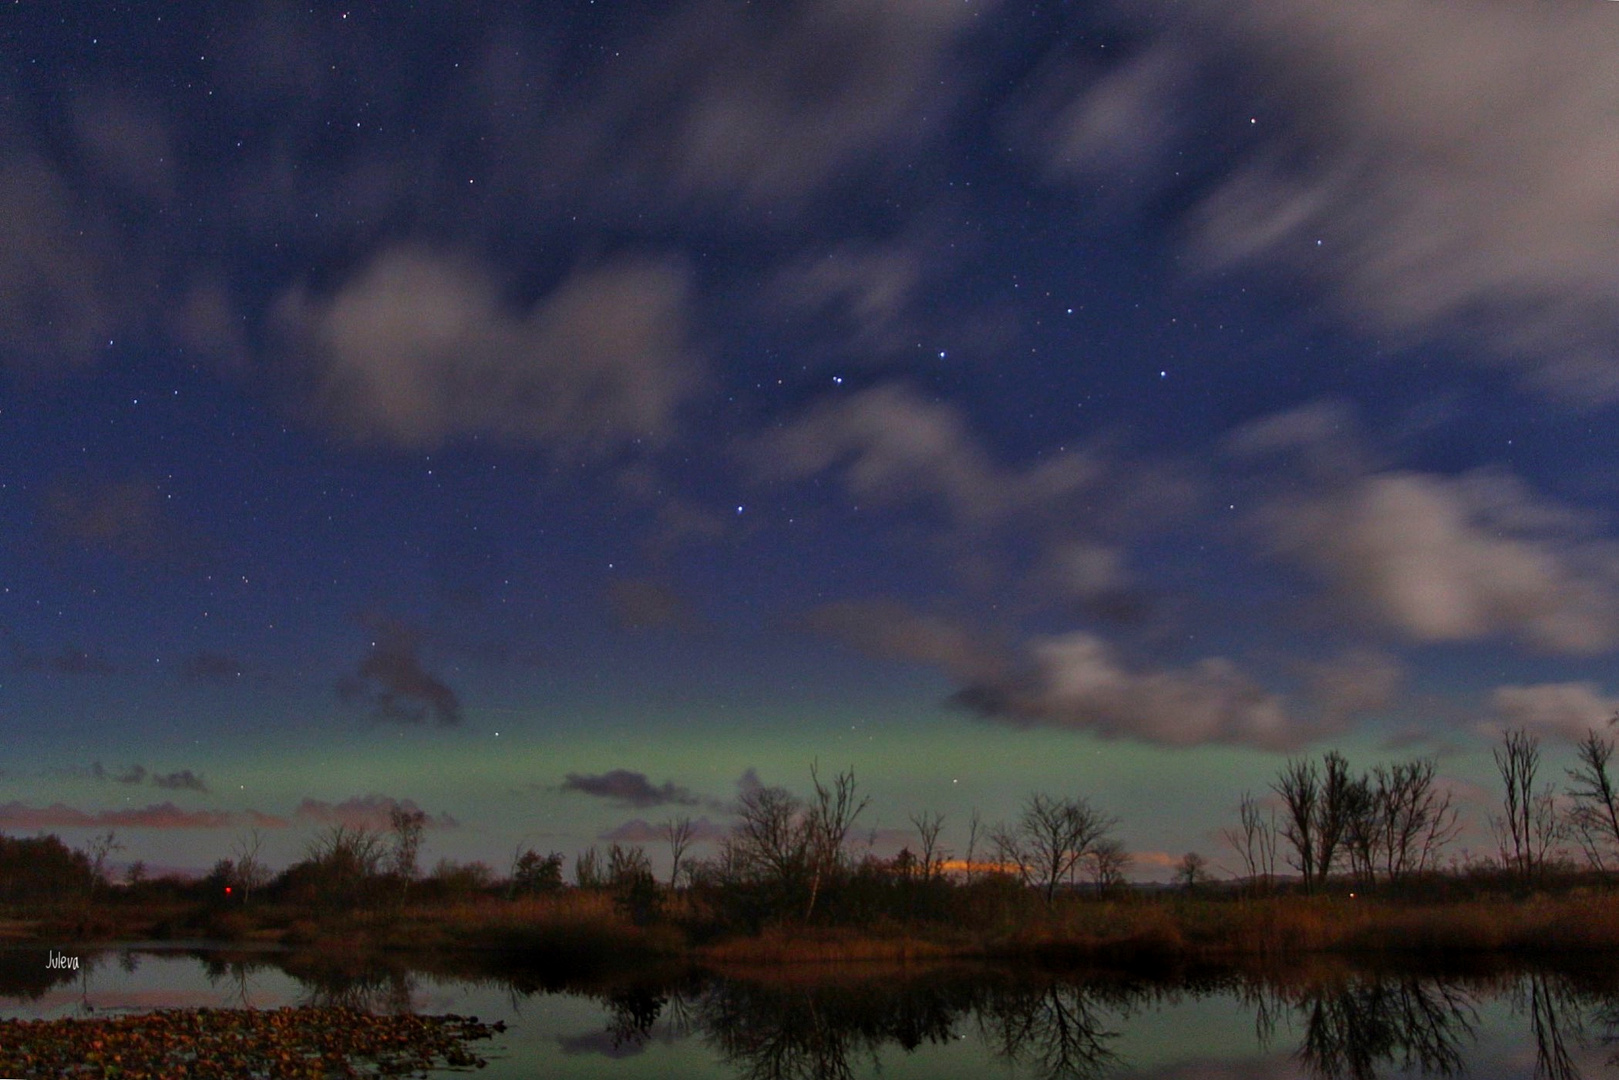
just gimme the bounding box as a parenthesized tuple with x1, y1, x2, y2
(33, 885, 1619, 967)
(983, 891, 1619, 961)
(700, 924, 957, 965)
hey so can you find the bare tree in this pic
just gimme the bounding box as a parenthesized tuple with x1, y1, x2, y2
(910, 811, 947, 881)
(1341, 773, 1380, 889)
(1224, 792, 1278, 892)
(82, 831, 123, 896)
(1176, 852, 1210, 890)
(575, 846, 603, 888)
(1084, 838, 1131, 893)
(964, 808, 983, 884)
(1375, 758, 1461, 882)
(1013, 793, 1118, 903)
(303, 824, 387, 908)
(1315, 751, 1354, 886)
(388, 808, 426, 899)
(732, 784, 809, 886)
(803, 764, 868, 918)
(1566, 723, 1619, 872)
(1273, 752, 1357, 891)
(1491, 728, 1563, 882)
(1274, 758, 1321, 892)
(989, 821, 1033, 888)
(663, 815, 696, 888)
(231, 829, 270, 903)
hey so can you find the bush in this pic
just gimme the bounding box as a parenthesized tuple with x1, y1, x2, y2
(0, 835, 93, 903)
(271, 825, 388, 911)
(425, 859, 495, 901)
(510, 849, 565, 896)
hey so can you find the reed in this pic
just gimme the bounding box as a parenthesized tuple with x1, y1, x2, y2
(700, 924, 955, 965)
(36, 881, 1619, 967)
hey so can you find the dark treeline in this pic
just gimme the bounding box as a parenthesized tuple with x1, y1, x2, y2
(5, 717, 1619, 950)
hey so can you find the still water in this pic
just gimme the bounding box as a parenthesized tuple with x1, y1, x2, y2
(2, 944, 1617, 1078)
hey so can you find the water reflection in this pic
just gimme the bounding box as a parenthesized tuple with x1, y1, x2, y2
(1247, 973, 1478, 1079)
(1523, 971, 1584, 1080)
(3, 945, 1619, 1079)
(976, 981, 1127, 1080)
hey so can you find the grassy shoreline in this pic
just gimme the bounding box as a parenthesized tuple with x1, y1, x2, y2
(17, 889, 1619, 968)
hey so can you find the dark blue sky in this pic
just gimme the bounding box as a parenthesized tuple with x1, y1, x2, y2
(6, 0, 1619, 878)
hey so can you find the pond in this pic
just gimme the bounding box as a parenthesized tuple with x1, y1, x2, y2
(2, 943, 1617, 1078)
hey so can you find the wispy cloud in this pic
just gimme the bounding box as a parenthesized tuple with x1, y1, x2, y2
(606, 578, 700, 633)
(336, 615, 463, 726)
(87, 762, 211, 794)
(12, 644, 116, 676)
(1046, 0, 1619, 400)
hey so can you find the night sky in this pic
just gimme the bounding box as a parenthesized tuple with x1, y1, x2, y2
(7, 0, 1619, 881)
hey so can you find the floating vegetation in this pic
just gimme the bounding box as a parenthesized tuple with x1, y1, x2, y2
(0, 1005, 504, 1078)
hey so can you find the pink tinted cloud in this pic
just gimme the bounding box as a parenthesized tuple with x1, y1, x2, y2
(0, 801, 289, 830)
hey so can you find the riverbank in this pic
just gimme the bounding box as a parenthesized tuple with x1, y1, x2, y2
(18, 888, 1619, 968)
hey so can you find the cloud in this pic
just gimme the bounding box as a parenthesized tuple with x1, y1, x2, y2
(1060, 0, 1619, 399)
(42, 478, 171, 562)
(1011, 46, 1191, 183)
(0, 153, 125, 371)
(181, 651, 245, 682)
(800, 597, 1307, 748)
(764, 240, 923, 355)
(798, 599, 1011, 686)
(606, 579, 698, 633)
(1223, 399, 1369, 481)
(1300, 649, 1403, 728)
(0, 802, 284, 831)
(1037, 542, 1135, 610)
(754, 382, 1101, 527)
(13, 644, 115, 677)
(277, 247, 698, 454)
(560, 770, 705, 810)
(960, 631, 1301, 749)
(545, 0, 984, 212)
(151, 769, 210, 793)
(87, 763, 210, 794)
(92, 763, 145, 786)
(71, 93, 176, 200)
(293, 794, 458, 831)
(1489, 682, 1619, 743)
(1254, 470, 1619, 653)
(336, 618, 463, 726)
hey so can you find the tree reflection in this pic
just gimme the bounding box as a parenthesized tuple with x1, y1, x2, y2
(1249, 974, 1478, 1080)
(976, 981, 1125, 1080)
(1520, 972, 1582, 1080)
(692, 975, 971, 1080)
(686, 972, 1137, 1080)
(602, 982, 669, 1050)
(1588, 971, 1619, 1072)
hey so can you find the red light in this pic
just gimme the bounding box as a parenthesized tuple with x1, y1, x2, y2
(225, 886, 232, 894)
